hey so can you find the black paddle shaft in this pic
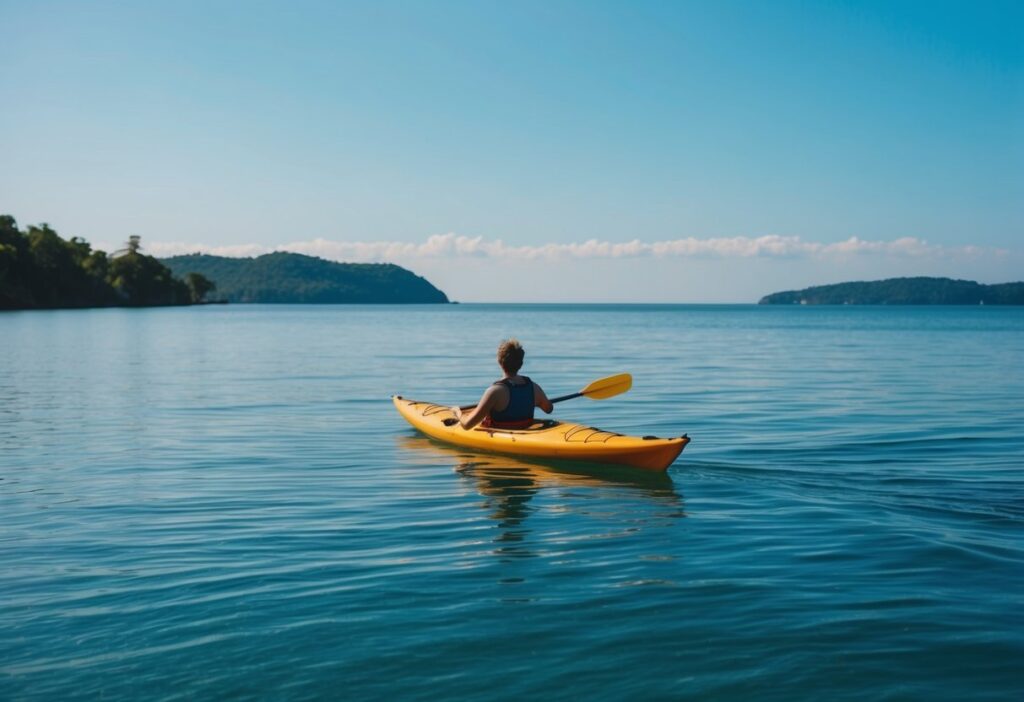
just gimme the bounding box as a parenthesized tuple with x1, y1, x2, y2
(549, 391, 582, 404)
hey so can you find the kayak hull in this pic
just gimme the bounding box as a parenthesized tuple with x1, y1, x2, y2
(393, 396, 688, 472)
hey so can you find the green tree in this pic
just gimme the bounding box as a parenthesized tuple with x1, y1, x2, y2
(0, 215, 21, 249)
(27, 224, 91, 306)
(114, 235, 142, 257)
(185, 272, 216, 303)
(0, 216, 27, 307)
(107, 236, 190, 305)
(1, 216, 210, 309)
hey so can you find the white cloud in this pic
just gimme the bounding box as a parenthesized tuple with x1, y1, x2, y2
(140, 233, 1007, 263)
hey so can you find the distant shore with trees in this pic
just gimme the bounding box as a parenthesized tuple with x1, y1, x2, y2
(160, 253, 450, 304)
(759, 277, 1024, 305)
(2, 214, 450, 310)
(0, 215, 215, 310)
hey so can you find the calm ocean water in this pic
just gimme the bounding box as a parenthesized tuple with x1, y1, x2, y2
(2, 304, 1022, 700)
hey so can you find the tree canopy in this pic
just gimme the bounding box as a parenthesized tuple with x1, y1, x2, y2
(0, 215, 209, 310)
(185, 273, 216, 303)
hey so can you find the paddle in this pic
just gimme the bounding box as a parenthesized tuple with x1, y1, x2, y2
(459, 373, 632, 411)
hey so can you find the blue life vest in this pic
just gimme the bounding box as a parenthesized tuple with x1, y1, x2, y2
(489, 377, 535, 427)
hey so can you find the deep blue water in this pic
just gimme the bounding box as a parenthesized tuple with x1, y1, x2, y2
(2, 304, 1022, 700)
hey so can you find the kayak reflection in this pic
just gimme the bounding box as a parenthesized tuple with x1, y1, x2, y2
(398, 435, 682, 487)
(397, 435, 685, 532)
(398, 436, 687, 580)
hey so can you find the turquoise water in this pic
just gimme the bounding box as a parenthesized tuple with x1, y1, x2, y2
(2, 304, 1022, 700)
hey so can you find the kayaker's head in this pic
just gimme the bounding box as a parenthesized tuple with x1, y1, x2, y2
(497, 338, 525, 376)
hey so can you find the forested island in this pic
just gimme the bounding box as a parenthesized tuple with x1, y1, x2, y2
(759, 277, 1024, 305)
(160, 253, 449, 304)
(1, 216, 214, 310)
(1, 214, 450, 310)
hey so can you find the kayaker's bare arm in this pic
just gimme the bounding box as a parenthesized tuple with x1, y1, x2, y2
(451, 386, 501, 430)
(534, 383, 554, 414)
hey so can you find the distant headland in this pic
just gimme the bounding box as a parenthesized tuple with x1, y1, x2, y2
(160, 253, 449, 304)
(759, 277, 1024, 305)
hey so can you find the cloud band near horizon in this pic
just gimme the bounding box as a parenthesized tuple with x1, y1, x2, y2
(130, 234, 1006, 263)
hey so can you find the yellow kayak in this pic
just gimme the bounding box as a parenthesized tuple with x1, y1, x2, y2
(393, 395, 689, 471)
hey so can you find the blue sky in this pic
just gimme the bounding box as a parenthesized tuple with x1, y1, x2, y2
(1, 0, 1021, 301)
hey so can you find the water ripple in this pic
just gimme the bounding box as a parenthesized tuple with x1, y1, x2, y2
(2, 305, 1022, 700)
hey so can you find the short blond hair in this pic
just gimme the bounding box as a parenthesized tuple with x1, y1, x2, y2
(497, 338, 525, 374)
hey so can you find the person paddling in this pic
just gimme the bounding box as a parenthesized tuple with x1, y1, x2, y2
(451, 339, 554, 430)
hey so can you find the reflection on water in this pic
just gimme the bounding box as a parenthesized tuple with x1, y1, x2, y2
(399, 435, 687, 580)
(398, 435, 685, 557)
(398, 435, 681, 492)
(463, 466, 536, 534)
(465, 465, 538, 562)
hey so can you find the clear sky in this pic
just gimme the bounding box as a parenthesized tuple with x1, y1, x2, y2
(1, 0, 1021, 301)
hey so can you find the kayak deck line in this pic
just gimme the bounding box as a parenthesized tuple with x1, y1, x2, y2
(393, 395, 689, 472)
(563, 425, 622, 443)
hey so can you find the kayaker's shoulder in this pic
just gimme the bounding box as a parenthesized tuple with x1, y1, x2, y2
(482, 383, 507, 401)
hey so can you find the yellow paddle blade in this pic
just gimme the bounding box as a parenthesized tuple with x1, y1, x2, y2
(580, 373, 632, 400)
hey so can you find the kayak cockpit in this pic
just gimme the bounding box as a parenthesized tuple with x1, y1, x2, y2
(441, 416, 561, 432)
